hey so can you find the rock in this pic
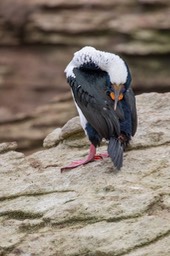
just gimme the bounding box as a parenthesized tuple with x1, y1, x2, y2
(43, 116, 89, 149)
(0, 141, 18, 153)
(132, 93, 170, 148)
(0, 92, 170, 255)
(43, 128, 62, 148)
(43, 116, 85, 148)
(61, 116, 83, 139)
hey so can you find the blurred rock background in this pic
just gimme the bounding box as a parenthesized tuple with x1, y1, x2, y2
(0, 0, 169, 153)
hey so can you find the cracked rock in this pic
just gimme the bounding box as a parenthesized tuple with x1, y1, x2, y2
(0, 93, 170, 256)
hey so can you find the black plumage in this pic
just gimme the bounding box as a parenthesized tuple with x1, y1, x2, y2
(62, 47, 137, 171)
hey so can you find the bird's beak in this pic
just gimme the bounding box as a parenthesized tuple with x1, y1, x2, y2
(113, 84, 122, 111)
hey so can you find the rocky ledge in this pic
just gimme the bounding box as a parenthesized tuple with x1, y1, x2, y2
(0, 92, 170, 256)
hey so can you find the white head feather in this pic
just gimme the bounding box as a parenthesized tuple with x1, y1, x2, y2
(65, 46, 128, 84)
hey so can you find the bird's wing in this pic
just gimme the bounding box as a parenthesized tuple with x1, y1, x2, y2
(124, 88, 137, 136)
(67, 67, 121, 140)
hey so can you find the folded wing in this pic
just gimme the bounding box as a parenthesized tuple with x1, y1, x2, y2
(68, 67, 121, 140)
(124, 88, 137, 136)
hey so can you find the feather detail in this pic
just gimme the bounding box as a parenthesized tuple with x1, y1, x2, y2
(108, 137, 123, 170)
(65, 46, 128, 85)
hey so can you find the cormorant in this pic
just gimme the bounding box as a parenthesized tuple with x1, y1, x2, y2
(61, 46, 137, 171)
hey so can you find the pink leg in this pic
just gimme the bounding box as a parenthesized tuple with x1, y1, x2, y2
(94, 152, 109, 160)
(61, 144, 108, 172)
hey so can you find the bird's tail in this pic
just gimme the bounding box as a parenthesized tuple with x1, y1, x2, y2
(108, 137, 123, 170)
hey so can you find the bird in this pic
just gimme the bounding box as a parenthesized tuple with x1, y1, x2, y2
(61, 46, 137, 172)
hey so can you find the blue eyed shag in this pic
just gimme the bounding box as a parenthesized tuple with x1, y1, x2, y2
(61, 46, 137, 171)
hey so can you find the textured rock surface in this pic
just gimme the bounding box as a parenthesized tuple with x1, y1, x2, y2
(0, 92, 170, 255)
